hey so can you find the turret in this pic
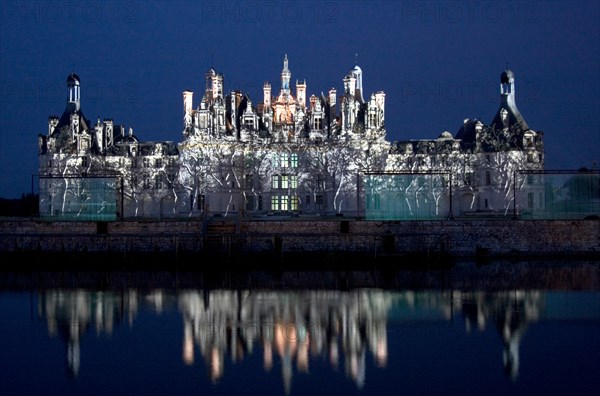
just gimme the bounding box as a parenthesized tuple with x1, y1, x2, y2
(263, 82, 271, 108)
(205, 68, 216, 101)
(343, 74, 356, 98)
(48, 116, 59, 136)
(183, 91, 193, 114)
(375, 91, 386, 125)
(500, 69, 515, 107)
(491, 68, 529, 132)
(350, 65, 364, 103)
(212, 73, 223, 100)
(328, 88, 337, 106)
(67, 73, 80, 111)
(281, 54, 291, 93)
(296, 79, 306, 109)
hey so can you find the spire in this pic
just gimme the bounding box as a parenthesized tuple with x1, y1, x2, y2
(281, 54, 291, 93)
(67, 73, 81, 111)
(491, 68, 529, 132)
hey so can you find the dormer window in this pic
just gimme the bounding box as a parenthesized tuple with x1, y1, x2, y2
(314, 117, 322, 130)
(500, 108, 509, 128)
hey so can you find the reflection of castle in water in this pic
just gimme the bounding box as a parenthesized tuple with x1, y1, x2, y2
(178, 290, 391, 393)
(459, 290, 543, 381)
(39, 289, 141, 376)
(37, 288, 546, 389)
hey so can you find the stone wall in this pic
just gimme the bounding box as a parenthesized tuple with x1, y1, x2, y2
(0, 218, 598, 258)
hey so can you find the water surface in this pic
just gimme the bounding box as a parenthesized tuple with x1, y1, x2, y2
(1, 259, 599, 395)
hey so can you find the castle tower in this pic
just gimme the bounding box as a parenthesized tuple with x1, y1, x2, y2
(264, 82, 271, 108)
(183, 90, 194, 130)
(67, 73, 81, 111)
(309, 94, 317, 110)
(212, 73, 223, 100)
(205, 68, 216, 101)
(343, 74, 356, 98)
(296, 79, 306, 109)
(183, 91, 194, 114)
(375, 91, 386, 124)
(350, 65, 364, 103)
(281, 54, 291, 93)
(328, 88, 337, 106)
(501, 69, 515, 106)
(491, 68, 529, 132)
(48, 116, 59, 136)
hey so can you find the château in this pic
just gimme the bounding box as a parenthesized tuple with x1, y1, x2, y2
(38, 56, 544, 220)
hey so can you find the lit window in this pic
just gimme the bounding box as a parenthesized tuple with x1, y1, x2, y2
(271, 195, 279, 210)
(290, 175, 298, 189)
(271, 175, 279, 189)
(281, 175, 289, 189)
(291, 153, 298, 168)
(280, 195, 289, 211)
(281, 152, 289, 168)
(291, 195, 299, 210)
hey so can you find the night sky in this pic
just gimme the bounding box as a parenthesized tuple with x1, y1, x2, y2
(1, 0, 598, 198)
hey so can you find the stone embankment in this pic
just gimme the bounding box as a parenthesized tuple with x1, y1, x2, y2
(1, 218, 598, 260)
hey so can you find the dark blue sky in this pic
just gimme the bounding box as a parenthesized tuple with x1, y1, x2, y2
(1, 0, 599, 198)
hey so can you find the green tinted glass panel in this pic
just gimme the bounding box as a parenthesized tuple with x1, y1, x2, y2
(364, 173, 451, 220)
(39, 176, 118, 221)
(515, 171, 600, 219)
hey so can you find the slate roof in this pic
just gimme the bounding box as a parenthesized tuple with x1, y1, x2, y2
(51, 107, 90, 137)
(490, 104, 529, 133)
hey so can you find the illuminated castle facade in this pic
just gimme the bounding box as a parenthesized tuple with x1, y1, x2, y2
(38, 56, 544, 219)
